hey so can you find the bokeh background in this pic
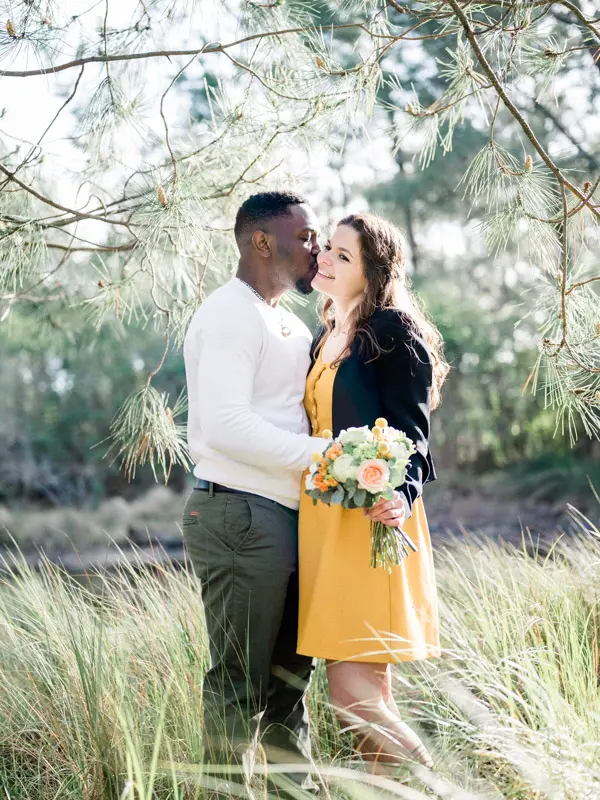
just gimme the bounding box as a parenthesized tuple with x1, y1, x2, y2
(1, 0, 599, 560)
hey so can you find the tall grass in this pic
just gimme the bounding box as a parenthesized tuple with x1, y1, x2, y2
(1, 527, 599, 799)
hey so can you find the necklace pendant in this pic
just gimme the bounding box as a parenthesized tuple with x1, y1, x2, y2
(281, 325, 291, 338)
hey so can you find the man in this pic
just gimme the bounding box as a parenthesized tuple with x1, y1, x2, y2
(182, 192, 405, 786)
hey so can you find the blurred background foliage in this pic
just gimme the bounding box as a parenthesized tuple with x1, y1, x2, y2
(2, 242, 596, 508)
(1, 0, 598, 514)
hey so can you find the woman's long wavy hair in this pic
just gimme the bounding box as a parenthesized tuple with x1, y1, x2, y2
(319, 212, 449, 410)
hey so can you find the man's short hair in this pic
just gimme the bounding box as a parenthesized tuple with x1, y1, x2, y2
(234, 191, 308, 242)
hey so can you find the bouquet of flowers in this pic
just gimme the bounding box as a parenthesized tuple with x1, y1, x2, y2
(305, 418, 418, 572)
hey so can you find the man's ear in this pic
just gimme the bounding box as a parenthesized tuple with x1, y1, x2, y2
(251, 230, 272, 258)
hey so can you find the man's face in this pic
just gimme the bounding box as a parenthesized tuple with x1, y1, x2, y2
(268, 204, 321, 295)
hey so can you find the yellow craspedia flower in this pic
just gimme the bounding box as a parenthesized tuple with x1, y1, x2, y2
(372, 425, 383, 439)
(321, 429, 333, 439)
(311, 452, 323, 463)
(378, 442, 391, 456)
(375, 417, 388, 429)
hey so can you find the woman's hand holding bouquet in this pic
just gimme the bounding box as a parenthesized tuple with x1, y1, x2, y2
(305, 418, 418, 571)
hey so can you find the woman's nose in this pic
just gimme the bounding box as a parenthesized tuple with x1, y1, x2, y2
(317, 250, 331, 266)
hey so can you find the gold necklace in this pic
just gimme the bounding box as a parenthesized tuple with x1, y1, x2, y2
(330, 323, 349, 339)
(239, 279, 291, 337)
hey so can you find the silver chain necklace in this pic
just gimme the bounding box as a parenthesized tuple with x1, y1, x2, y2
(238, 278, 291, 338)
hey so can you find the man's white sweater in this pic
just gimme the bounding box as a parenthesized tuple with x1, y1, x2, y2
(183, 278, 325, 510)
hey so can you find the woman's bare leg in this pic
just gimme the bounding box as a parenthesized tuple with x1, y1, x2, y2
(326, 661, 433, 771)
(381, 668, 433, 769)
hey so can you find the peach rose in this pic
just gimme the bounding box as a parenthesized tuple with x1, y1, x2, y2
(356, 459, 390, 494)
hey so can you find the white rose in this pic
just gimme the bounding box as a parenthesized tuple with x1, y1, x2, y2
(338, 426, 371, 445)
(331, 454, 358, 483)
(390, 441, 411, 461)
(305, 472, 316, 491)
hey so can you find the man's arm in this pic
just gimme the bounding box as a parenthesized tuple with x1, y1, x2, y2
(195, 315, 326, 471)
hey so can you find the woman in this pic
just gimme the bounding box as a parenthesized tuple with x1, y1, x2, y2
(298, 212, 448, 771)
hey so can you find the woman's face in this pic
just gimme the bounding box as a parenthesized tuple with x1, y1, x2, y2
(311, 224, 367, 303)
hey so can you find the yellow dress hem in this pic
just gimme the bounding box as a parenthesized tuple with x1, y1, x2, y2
(296, 645, 441, 664)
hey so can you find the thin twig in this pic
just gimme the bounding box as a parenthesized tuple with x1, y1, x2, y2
(557, 0, 600, 44)
(0, 24, 371, 78)
(444, 0, 600, 220)
(0, 165, 132, 227)
(558, 180, 569, 349)
(565, 276, 600, 296)
(10, 225, 81, 300)
(159, 54, 198, 182)
(533, 98, 600, 171)
(146, 322, 171, 386)
(0, 66, 86, 191)
(103, 0, 112, 97)
(42, 241, 136, 253)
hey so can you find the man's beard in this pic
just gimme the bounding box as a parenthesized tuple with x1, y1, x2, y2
(295, 276, 315, 296)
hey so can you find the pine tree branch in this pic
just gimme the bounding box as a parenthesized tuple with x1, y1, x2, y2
(0, 24, 370, 78)
(159, 54, 198, 181)
(551, 182, 600, 376)
(444, 0, 600, 220)
(0, 165, 133, 227)
(103, 0, 111, 90)
(556, 0, 600, 44)
(1, 107, 319, 237)
(533, 98, 600, 171)
(0, 66, 86, 192)
(524, 173, 600, 224)
(566, 276, 600, 296)
(146, 324, 171, 386)
(550, 6, 600, 77)
(221, 51, 314, 102)
(43, 241, 136, 253)
(2, 226, 80, 301)
(558, 181, 569, 351)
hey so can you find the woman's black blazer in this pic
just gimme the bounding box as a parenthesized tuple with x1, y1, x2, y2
(310, 308, 437, 515)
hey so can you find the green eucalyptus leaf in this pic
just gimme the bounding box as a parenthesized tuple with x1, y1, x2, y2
(331, 486, 345, 505)
(354, 488, 367, 507)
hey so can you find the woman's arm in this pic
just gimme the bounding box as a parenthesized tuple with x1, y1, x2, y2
(371, 310, 433, 517)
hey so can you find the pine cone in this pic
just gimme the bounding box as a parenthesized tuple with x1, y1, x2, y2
(157, 186, 168, 207)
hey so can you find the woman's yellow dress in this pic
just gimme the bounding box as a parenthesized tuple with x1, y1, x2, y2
(298, 350, 440, 664)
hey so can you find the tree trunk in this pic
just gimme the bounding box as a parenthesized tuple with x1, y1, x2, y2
(404, 202, 420, 275)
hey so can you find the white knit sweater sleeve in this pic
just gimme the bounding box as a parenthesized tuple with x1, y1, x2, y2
(195, 305, 326, 471)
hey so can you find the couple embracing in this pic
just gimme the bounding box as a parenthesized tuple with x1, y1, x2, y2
(182, 191, 448, 785)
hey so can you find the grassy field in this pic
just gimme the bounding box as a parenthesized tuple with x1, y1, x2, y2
(0, 522, 599, 799)
(0, 487, 184, 553)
